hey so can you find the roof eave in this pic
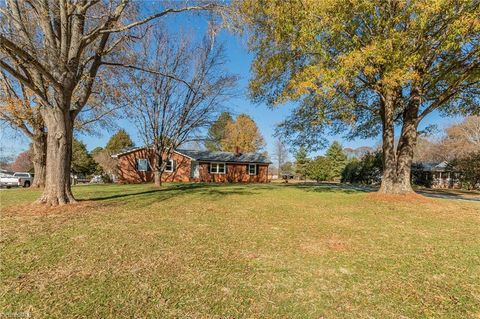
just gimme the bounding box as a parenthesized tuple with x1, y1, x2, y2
(173, 149, 197, 161)
(197, 160, 271, 165)
(111, 146, 149, 158)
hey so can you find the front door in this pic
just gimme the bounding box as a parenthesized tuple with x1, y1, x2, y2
(191, 161, 200, 179)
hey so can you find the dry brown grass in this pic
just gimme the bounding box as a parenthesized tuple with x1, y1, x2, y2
(366, 191, 434, 203)
(1, 183, 479, 318)
(1, 201, 101, 217)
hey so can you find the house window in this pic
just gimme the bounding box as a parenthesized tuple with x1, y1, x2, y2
(210, 163, 226, 174)
(137, 159, 149, 172)
(165, 159, 175, 172)
(248, 164, 257, 175)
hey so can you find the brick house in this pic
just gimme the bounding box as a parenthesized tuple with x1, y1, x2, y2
(112, 147, 271, 183)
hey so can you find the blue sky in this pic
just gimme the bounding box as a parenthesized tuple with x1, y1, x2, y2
(0, 8, 463, 161)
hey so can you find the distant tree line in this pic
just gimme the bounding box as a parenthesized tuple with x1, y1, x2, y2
(300, 142, 380, 184)
(292, 120, 479, 189)
(290, 141, 350, 182)
(305, 142, 347, 182)
(341, 152, 383, 185)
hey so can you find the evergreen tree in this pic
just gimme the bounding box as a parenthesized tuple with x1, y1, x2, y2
(106, 129, 134, 154)
(449, 151, 480, 190)
(205, 112, 233, 151)
(325, 141, 347, 181)
(341, 158, 361, 184)
(71, 139, 96, 176)
(341, 152, 383, 185)
(306, 156, 332, 182)
(294, 146, 310, 180)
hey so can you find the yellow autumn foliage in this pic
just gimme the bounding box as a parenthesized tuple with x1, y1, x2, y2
(237, 0, 479, 105)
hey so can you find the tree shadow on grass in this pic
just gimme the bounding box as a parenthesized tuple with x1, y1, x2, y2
(83, 183, 259, 204)
(78, 182, 375, 210)
(282, 182, 372, 194)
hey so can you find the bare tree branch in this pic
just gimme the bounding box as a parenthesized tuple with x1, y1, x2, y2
(101, 61, 197, 93)
(98, 4, 222, 34)
(121, 26, 237, 185)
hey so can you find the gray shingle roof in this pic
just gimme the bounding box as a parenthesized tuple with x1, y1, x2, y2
(176, 149, 271, 164)
(112, 147, 271, 164)
(413, 161, 450, 172)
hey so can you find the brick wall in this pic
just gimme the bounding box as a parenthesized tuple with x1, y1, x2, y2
(196, 162, 269, 183)
(117, 150, 192, 183)
(116, 148, 269, 184)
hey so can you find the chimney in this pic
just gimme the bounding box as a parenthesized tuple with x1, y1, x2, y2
(235, 146, 242, 156)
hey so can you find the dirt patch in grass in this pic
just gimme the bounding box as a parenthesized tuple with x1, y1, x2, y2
(300, 235, 350, 255)
(366, 192, 434, 204)
(417, 187, 480, 199)
(1, 201, 104, 217)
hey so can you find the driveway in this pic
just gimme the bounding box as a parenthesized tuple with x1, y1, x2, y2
(286, 182, 480, 202)
(416, 190, 480, 202)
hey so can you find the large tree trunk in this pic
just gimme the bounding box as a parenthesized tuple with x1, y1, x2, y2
(378, 89, 420, 194)
(378, 92, 400, 193)
(154, 171, 162, 186)
(37, 109, 76, 205)
(154, 150, 162, 187)
(393, 90, 421, 193)
(31, 129, 47, 188)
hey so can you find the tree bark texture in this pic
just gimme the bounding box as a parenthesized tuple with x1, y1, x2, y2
(378, 90, 420, 194)
(154, 150, 163, 187)
(31, 130, 47, 188)
(37, 109, 76, 205)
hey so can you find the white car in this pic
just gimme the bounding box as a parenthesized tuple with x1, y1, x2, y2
(90, 175, 103, 183)
(0, 172, 21, 188)
(13, 172, 33, 187)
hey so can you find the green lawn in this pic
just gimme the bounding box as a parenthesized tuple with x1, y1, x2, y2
(1, 183, 479, 318)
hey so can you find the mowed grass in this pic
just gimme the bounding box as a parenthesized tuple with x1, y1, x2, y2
(1, 184, 479, 318)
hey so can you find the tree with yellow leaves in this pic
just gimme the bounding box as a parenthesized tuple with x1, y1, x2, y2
(237, 0, 479, 194)
(221, 114, 266, 152)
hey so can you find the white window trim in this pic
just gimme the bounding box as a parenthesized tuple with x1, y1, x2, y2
(164, 159, 174, 173)
(210, 162, 226, 174)
(248, 164, 257, 176)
